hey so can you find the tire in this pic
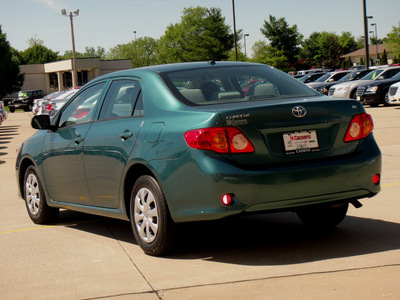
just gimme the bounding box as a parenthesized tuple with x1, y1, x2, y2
(350, 90, 357, 99)
(130, 175, 174, 256)
(9, 107, 15, 113)
(382, 90, 392, 107)
(24, 166, 59, 224)
(296, 202, 348, 229)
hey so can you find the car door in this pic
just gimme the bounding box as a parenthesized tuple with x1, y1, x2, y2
(83, 79, 144, 208)
(42, 82, 106, 204)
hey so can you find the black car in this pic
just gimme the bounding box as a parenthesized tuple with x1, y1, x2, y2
(356, 71, 400, 106)
(313, 70, 370, 95)
(8, 90, 44, 112)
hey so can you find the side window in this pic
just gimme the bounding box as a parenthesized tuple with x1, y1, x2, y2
(58, 82, 105, 128)
(133, 91, 144, 117)
(99, 80, 141, 120)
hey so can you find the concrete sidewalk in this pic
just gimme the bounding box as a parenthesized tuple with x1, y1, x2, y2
(1, 109, 399, 300)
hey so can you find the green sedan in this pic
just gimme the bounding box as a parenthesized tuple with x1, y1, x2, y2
(16, 61, 381, 256)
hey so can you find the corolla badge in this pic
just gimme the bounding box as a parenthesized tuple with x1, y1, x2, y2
(292, 106, 307, 118)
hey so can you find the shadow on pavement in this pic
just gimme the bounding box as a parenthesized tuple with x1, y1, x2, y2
(0, 125, 20, 164)
(54, 210, 400, 266)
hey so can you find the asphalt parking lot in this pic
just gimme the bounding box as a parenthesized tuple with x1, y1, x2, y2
(1, 107, 399, 300)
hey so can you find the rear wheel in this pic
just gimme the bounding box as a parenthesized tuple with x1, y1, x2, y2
(130, 175, 174, 256)
(296, 202, 348, 229)
(24, 166, 59, 224)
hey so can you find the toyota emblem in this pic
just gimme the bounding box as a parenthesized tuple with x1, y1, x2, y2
(292, 106, 307, 118)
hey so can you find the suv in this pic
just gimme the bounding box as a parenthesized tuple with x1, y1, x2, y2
(8, 90, 44, 112)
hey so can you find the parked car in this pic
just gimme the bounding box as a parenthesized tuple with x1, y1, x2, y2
(297, 72, 326, 84)
(8, 89, 44, 112)
(329, 67, 400, 99)
(356, 71, 400, 106)
(32, 91, 62, 115)
(0, 101, 7, 125)
(307, 71, 351, 89)
(314, 69, 370, 95)
(38, 88, 80, 116)
(16, 61, 381, 256)
(388, 82, 400, 105)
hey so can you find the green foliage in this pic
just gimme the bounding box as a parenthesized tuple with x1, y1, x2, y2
(251, 40, 289, 70)
(21, 44, 59, 64)
(260, 15, 302, 67)
(60, 46, 106, 60)
(0, 26, 24, 99)
(105, 37, 158, 67)
(381, 49, 388, 64)
(387, 21, 400, 59)
(157, 6, 234, 63)
(338, 32, 358, 54)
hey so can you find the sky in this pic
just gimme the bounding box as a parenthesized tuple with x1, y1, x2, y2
(1, 0, 400, 56)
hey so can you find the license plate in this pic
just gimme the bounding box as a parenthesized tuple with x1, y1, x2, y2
(283, 130, 320, 155)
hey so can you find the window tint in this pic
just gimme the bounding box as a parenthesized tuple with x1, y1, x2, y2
(162, 65, 319, 105)
(133, 91, 144, 117)
(99, 80, 141, 120)
(59, 83, 105, 127)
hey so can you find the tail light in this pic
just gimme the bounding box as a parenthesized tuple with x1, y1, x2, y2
(184, 127, 254, 153)
(344, 113, 374, 142)
(45, 104, 53, 111)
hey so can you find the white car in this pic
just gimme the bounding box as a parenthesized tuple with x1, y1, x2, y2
(38, 88, 80, 115)
(329, 67, 400, 99)
(388, 82, 400, 105)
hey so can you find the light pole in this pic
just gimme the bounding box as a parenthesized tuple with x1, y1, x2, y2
(243, 33, 249, 57)
(371, 23, 379, 64)
(61, 9, 79, 88)
(232, 0, 238, 61)
(362, 0, 372, 69)
(133, 31, 138, 68)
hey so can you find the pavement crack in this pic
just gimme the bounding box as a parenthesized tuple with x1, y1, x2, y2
(104, 221, 162, 300)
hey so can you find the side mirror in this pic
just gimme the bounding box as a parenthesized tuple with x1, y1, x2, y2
(31, 115, 53, 130)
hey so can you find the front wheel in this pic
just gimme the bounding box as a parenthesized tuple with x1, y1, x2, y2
(296, 202, 349, 229)
(24, 166, 59, 224)
(130, 175, 174, 256)
(383, 90, 392, 106)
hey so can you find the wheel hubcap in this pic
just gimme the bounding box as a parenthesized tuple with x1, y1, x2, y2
(134, 188, 159, 243)
(26, 174, 40, 216)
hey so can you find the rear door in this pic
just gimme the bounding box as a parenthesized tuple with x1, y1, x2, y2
(83, 79, 144, 208)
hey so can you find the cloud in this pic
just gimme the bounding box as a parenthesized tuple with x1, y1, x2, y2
(34, 0, 66, 11)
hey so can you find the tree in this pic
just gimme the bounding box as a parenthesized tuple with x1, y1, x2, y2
(21, 44, 59, 64)
(338, 32, 358, 55)
(251, 40, 288, 70)
(260, 15, 302, 67)
(60, 46, 106, 60)
(315, 32, 342, 69)
(387, 21, 400, 59)
(157, 6, 235, 63)
(106, 37, 158, 67)
(300, 32, 321, 67)
(0, 26, 24, 100)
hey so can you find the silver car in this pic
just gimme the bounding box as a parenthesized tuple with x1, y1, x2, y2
(329, 67, 400, 99)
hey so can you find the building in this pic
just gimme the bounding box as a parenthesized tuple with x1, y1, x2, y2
(341, 44, 394, 66)
(19, 57, 132, 95)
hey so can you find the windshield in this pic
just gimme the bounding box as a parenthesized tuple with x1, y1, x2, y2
(361, 69, 385, 80)
(161, 65, 320, 106)
(314, 73, 331, 83)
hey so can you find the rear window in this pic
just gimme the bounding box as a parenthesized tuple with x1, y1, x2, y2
(161, 65, 320, 105)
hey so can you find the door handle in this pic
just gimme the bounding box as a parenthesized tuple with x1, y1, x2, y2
(119, 130, 133, 141)
(73, 134, 84, 145)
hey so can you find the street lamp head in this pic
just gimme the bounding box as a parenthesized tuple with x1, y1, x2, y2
(367, 15, 373, 19)
(61, 9, 67, 16)
(371, 23, 376, 26)
(244, 33, 249, 37)
(73, 9, 79, 16)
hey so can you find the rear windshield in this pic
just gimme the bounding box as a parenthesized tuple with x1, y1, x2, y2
(161, 65, 320, 105)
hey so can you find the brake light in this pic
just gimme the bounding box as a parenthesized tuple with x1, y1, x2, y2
(45, 104, 53, 111)
(184, 127, 254, 153)
(344, 113, 374, 142)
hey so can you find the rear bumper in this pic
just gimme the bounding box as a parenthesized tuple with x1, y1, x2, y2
(157, 135, 381, 223)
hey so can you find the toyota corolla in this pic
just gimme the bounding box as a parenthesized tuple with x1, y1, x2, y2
(16, 61, 381, 256)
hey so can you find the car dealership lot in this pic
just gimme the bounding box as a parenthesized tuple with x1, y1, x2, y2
(1, 108, 399, 300)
